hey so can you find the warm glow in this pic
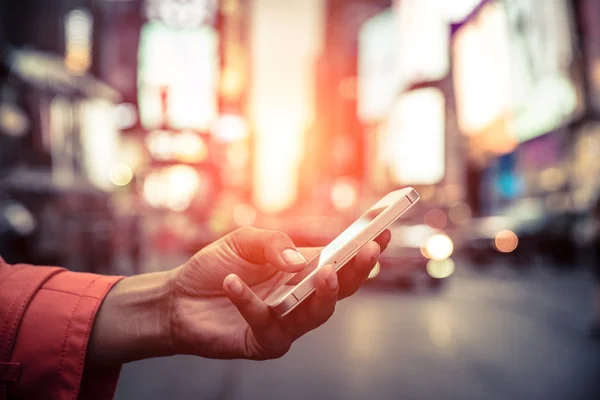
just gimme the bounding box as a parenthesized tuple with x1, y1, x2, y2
(339, 76, 358, 100)
(220, 68, 245, 100)
(495, 230, 518, 253)
(453, 2, 514, 139)
(330, 180, 357, 211)
(109, 163, 134, 187)
(173, 131, 208, 163)
(424, 234, 454, 260)
(143, 165, 201, 211)
(427, 258, 456, 279)
(146, 130, 207, 163)
(226, 141, 250, 169)
(213, 114, 249, 143)
(0, 103, 29, 137)
(394, 0, 449, 84)
(249, 0, 323, 212)
(65, 9, 92, 75)
(233, 204, 257, 227)
(357, 9, 401, 122)
(79, 99, 120, 191)
(424, 208, 447, 230)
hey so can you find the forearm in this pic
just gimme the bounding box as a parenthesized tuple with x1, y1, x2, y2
(87, 269, 178, 367)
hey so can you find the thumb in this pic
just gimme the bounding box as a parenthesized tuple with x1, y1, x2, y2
(227, 227, 306, 272)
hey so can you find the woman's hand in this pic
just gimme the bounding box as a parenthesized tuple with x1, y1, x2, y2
(87, 227, 391, 366)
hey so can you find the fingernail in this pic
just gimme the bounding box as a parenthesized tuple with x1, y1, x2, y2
(325, 266, 338, 289)
(225, 274, 243, 295)
(281, 248, 306, 266)
(371, 244, 381, 263)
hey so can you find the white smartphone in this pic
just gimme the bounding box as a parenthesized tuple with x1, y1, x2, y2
(265, 187, 420, 317)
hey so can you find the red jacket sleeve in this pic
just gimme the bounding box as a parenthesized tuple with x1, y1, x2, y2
(0, 257, 124, 400)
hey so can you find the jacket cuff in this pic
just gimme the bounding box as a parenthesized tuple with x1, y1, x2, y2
(10, 270, 124, 399)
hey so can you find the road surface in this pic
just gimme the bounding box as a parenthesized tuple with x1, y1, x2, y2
(115, 263, 600, 400)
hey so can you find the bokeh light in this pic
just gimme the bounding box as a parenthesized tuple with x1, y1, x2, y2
(424, 208, 447, 230)
(173, 131, 208, 163)
(330, 180, 358, 211)
(426, 258, 456, 279)
(109, 163, 134, 187)
(143, 165, 201, 211)
(495, 230, 518, 253)
(424, 234, 454, 260)
(448, 201, 472, 224)
(233, 204, 257, 227)
(114, 103, 138, 130)
(213, 114, 249, 143)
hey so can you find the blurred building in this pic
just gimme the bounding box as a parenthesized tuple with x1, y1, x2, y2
(452, 0, 587, 218)
(0, 0, 125, 270)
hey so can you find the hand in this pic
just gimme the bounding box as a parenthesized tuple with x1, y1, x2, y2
(170, 226, 391, 360)
(87, 227, 391, 366)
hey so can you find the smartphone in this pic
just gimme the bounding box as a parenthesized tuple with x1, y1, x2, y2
(265, 187, 420, 317)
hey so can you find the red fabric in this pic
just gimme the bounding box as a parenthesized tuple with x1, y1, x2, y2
(0, 257, 124, 399)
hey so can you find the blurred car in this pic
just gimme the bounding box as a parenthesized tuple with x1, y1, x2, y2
(463, 215, 518, 265)
(463, 195, 588, 268)
(462, 198, 542, 267)
(515, 211, 588, 267)
(369, 222, 455, 290)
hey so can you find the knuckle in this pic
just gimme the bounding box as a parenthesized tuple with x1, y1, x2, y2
(233, 226, 258, 237)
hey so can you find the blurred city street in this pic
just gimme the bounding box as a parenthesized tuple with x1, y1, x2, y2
(3, 0, 600, 399)
(115, 262, 600, 400)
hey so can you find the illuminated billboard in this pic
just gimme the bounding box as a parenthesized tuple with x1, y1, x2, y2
(382, 88, 446, 186)
(394, 0, 450, 85)
(138, 22, 219, 131)
(357, 10, 400, 123)
(452, 1, 517, 155)
(503, 0, 579, 142)
(359, 1, 453, 124)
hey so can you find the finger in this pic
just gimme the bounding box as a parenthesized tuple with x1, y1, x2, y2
(229, 227, 306, 272)
(223, 274, 273, 329)
(337, 241, 380, 299)
(306, 264, 339, 327)
(374, 229, 392, 253)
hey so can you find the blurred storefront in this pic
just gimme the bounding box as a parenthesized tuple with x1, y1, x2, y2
(356, 0, 484, 221)
(453, 0, 586, 219)
(571, 0, 600, 212)
(0, 49, 123, 271)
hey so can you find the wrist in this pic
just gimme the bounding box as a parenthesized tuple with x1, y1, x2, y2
(88, 269, 178, 366)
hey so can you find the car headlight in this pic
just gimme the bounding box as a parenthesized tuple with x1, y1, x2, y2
(423, 234, 453, 260)
(427, 258, 455, 279)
